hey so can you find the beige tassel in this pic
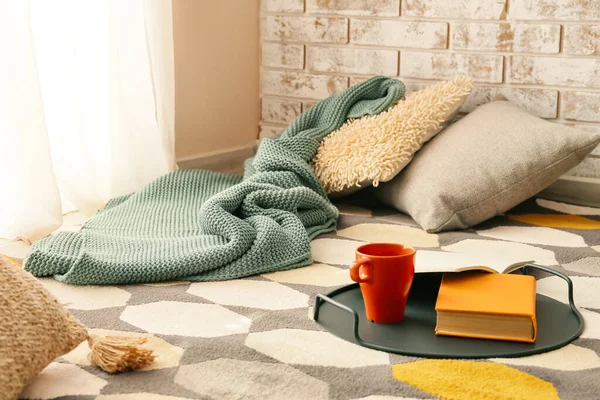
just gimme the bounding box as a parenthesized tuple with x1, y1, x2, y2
(87, 334, 156, 373)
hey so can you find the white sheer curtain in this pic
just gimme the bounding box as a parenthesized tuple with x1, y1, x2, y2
(0, 0, 175, 242)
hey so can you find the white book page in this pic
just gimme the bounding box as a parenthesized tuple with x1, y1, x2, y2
(414, 250, 532, 274)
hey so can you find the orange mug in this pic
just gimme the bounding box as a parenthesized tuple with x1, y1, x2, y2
(350, 243, 416, 324)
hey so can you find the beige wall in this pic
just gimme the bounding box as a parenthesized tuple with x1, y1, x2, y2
(173, 0, 260, 161)
(259, 0, 600, 180)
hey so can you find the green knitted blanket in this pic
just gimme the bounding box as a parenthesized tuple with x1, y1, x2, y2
(23, 77, 405, 284)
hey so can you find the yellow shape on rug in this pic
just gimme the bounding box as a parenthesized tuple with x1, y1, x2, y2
(508, 214, 600, 230)
(392, 360, 559, 400)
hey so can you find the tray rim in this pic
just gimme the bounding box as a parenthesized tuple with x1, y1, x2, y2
(313, 264, 585, 359)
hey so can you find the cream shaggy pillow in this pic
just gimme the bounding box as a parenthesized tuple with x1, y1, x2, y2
(314, 77, 474, 197)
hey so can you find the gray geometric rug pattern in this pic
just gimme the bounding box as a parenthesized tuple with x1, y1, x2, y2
(14, 197, 600, 400)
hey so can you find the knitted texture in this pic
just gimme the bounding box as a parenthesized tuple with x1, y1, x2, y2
(314, 77, 473, 196)
(0, 255, 89, 400)
(23, 77, 405, 284)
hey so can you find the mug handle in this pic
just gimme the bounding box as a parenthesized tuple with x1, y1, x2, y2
(350, 257, 372, 283)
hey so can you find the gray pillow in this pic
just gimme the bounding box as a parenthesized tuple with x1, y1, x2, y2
(375, 101, 600, 232)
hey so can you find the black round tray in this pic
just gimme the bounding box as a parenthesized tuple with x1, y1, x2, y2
(313, 264, 584, 359)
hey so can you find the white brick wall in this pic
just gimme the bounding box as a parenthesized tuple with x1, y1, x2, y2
(260, 0, 600, 178)
(451, 23, 560, 53)
(563, 25, 600, 56)
(402, 0, 507, 19)
(509, 0, 600, 21)
(262, 43, 305, 69)
(307, 46, 398, 74)
(306, 0, 400, 16)
(350, 20, 448, 48)
(401, 52, 504, 83)
(562, 92, 600, 123)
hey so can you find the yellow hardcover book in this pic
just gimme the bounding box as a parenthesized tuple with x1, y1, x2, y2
(435, 271, 537, 343)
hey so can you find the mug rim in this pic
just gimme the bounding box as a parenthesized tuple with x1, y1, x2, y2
(356, 242, 416, 259)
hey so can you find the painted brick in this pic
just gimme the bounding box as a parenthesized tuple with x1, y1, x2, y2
(564, 126, 600, 157)
(569, 124, 600, 135)
(562, 92, 600, 123)
(566, 125, 600, 156)
(509, 0, 600, 21)
(393, 81, 558, 118)
(307, 46, 398, 75)
(258, 2, 600, 174)
(261, 98, 302, 125)
(400, 52, 503, 83)
(507, 56, 600, 89)
(261, 0, 304, 12)
(401, 81, 428, 95)
(452, 23, 560, 53)
(402, 0, 507, 19)
(564, 25, 600, 56)
(350, 19, 447, 49)
(567, 157, 600, 178)
(261, 16, 348, 44)
(391, 80, 448, 97)
(306, 0, 400, 16)
(349, 76, 371, 86)
(261, 70, 348, 98)
(262, 43, 304, 69)
(350, 77, 423, 92)
(463, 87, 558, 118)
(302, 100, 319, 111)
(259, 124, 285, 139)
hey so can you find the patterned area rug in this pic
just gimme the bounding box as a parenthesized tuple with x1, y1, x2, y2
(3, 197, 600, 400)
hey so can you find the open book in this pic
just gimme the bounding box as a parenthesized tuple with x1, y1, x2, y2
(415, 250, 534, 275)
